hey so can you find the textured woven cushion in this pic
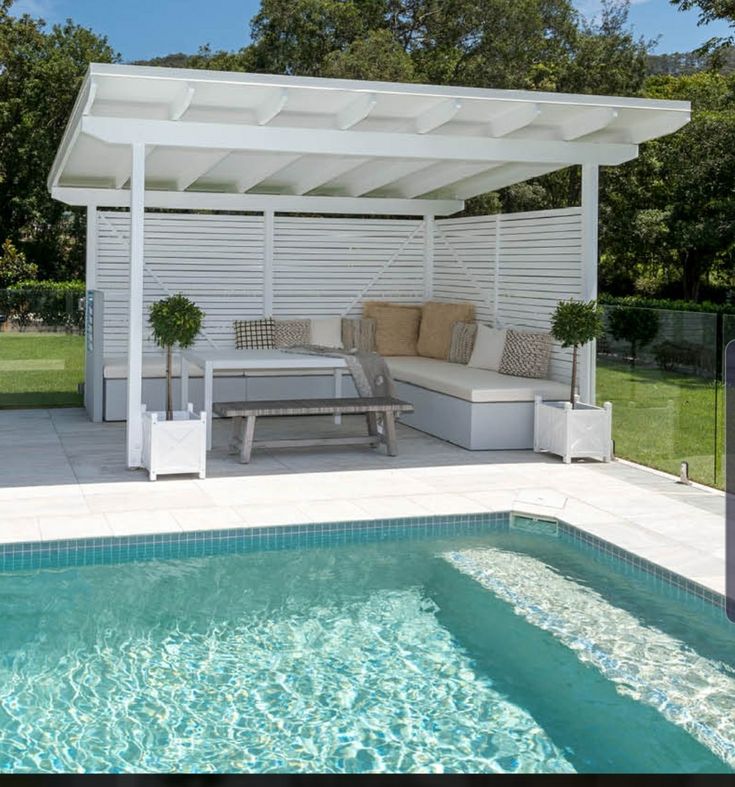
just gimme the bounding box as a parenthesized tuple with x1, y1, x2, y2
(274, 319, 310, 348)
(499, 329, 552, 379)
(417, 301, 475, 360)
(342, 317, 376, 352)
(234, 318, 275, 349)
(447, 322, 477, 364)
(372, 304, 422, 356)
(468, 324, 507, 372)
(310, 316, 343, 348)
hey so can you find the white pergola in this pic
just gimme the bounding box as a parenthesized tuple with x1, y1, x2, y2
(49, 63, 690, 468)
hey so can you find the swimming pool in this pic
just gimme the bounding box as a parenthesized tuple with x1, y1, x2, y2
(0, 514, 733, 773)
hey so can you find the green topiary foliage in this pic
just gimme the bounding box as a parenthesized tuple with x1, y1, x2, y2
(550, 299, 604, 406)
(149, 294, 204, 420)
(607, 305, 660, 366)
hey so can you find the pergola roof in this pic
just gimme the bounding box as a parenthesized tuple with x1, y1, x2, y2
(50, 63, 690, 216)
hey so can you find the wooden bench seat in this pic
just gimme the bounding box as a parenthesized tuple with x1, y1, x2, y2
(213, 397, 415, 463)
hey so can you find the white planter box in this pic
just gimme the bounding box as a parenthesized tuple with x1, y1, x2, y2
(141, 403, 207, 481)
(534, 396, 612, 464)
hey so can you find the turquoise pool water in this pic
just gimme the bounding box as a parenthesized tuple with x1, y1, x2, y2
(0, 523, 733, 773)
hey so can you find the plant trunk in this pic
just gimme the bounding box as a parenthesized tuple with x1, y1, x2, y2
(166, 345, 173, 421)
(570, 345, 578, 408)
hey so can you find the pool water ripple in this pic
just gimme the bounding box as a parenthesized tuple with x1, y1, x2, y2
(444, 547, 735, 769)
(0, 578, 573, 773)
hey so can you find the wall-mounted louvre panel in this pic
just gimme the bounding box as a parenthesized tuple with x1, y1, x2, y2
(432, 215, 498, 319)
(97, 212, 265, 353)
(434, 208, 582, 383)
(96, 208, 583, 385)
(272, 217, 425, 317)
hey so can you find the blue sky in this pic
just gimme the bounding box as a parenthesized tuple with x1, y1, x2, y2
(9, 0, 733, 62)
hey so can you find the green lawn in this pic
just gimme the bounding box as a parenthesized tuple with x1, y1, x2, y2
(0, 332, 84, 408)
(596, 358, 724, 488)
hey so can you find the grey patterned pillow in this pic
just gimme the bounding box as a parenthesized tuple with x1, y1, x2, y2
(342, 317, 376, 352)
(233, 318, 275, 349)
(499, 329, 552, 379)
(447, 321, 477, 364)
(275, 319, 310, 348)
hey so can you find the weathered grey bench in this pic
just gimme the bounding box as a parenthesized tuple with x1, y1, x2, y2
(213, 397, 415, 463)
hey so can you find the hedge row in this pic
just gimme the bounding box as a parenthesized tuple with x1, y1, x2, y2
(599, 293, 735, 316)
(0, 280, 85, 330)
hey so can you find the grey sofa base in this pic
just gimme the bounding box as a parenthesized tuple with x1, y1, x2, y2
(393, 380, 536, 450)
(103, 374, 359, 422)
(104, 373, 538, 451)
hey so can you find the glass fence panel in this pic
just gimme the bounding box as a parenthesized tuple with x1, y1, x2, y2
(597, 305, 721, 487)
(0, 288, 85, 408)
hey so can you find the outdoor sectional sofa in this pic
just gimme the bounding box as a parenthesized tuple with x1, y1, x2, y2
(100, 300, 569, 450)
(101, 355, 568, 450)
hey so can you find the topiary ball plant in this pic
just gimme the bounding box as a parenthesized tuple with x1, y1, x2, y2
(550, 299, 604, 407)
(149, 294, 204, 420)
(607, 305, 660, 367)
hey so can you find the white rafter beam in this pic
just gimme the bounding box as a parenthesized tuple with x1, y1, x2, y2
(83, 80, 98, 115)
(398, 162, 502, 198)
(233, 154, 301, 193)
(175, 150, 232, 191)
(451, 163, 564, 199)
(255, 88, 288, 125)
(487, 102, 540, 137)
(415, 98, 462, 134)
(339, 159, 434, 197)
(336, 92, 376, 130)
(82, 116, 638, 166)
(292, 157, 369, 195)
(169, 83, 195, 120)
(625, 112, 690, 143)
(560, 108, 618, 141)
(51, 186, 463, 216)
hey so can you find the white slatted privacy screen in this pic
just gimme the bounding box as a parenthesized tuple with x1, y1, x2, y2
(96, 207, 582, 382)
(272, 217, 425, 318)
(97, 211, 265, 353)
(433, 208, 582, 382)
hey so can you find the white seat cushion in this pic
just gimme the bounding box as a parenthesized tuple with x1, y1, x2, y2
(385, 356, 569, 403)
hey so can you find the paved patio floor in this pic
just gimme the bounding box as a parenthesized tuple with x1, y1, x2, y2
(0, 407, 726, 595)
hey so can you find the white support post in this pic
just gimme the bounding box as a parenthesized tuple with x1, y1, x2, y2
(263, 210, 274, 316)
(423, 215, 434, 300)
(494, 213, 501, 326)
(84, 205, 97, 417)
(580, 163, 599, 404)
(85, 206, 97, 292)
(126, 143, 146, 469)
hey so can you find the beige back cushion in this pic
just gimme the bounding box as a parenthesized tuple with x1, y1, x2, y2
(372, 304, 422, 356)
(363, 301, 420, 320)
(417, 301, 475, 360)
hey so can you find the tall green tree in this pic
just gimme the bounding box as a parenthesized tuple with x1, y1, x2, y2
(670, 0, 735, 61)
(489, 0, 650, 218)
(0, 0, 117, 280)
(599, 71, 735, 299)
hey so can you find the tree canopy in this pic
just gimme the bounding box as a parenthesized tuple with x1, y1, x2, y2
(0, 0, 117, 280)
(0, 0, 733, 302)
